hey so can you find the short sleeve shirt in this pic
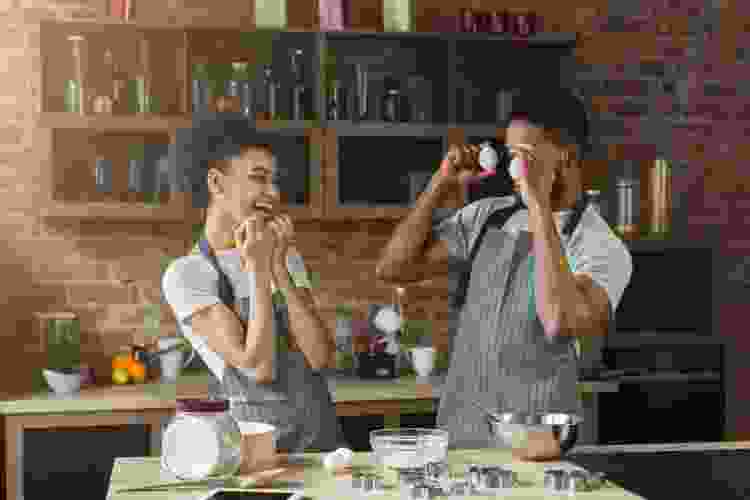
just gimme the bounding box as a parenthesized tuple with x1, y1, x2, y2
(161, 247, 312, 383)
(433, 196, 633, 315)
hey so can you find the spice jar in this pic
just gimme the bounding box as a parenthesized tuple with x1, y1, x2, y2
(161, 399, 242, 481)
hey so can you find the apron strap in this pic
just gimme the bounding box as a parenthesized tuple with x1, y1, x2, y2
(452, 194, 524, 310)
(198, 238, 237, 310)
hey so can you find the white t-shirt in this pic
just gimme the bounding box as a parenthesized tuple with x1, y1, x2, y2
(434, 195, 633, 317)
(161, 247, 312, 383)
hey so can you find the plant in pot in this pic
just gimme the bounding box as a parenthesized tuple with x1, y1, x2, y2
(39, 316, 88, 394)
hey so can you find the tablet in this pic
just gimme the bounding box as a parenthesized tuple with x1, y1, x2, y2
(198, 490, 306, 500)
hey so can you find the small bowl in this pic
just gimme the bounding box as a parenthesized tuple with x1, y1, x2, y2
(486, 412, 582, 455)
(42, 368, 81, 395)
(370, 428, 449, 469)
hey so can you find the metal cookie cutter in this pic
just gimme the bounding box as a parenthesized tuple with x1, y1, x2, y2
(351, 471, 384, 496)
(401, 479, 442, 500)
(466, 464, 516, 493)
(545, 468, 568, 494)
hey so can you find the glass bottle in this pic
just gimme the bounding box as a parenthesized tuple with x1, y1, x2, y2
(66, 35, 86, 114)
(382, 77, 402, 122)
(192, 63, 208, 114)
(383, 0, 415, 32)
(131, 37, 150, 114)
(261, 65, 279, 120)
(226, 61, 252, 117)
(290, 49, 307, 121)
(327, 80, 347, 120)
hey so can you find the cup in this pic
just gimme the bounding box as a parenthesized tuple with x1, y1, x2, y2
(157, 337, 195, 383)
(237, 422, 277, 474)
(408, 347, 435, 377)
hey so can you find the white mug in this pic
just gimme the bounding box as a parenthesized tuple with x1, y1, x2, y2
(158, 337, 195, 383)
(409, 347, 435, 377)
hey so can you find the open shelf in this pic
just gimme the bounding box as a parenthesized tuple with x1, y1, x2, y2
(37, 112, 320, 133)
(38, 200, 196, 222)
(37, 112, 191, 132)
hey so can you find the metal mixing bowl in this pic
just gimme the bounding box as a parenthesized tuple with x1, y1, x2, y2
(485, 412, 583, 455)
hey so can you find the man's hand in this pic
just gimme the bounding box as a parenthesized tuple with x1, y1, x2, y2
(427, 144, 482, 198)
(512, 144, 559, 211)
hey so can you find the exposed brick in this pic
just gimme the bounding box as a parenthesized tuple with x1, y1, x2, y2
(64, 280, 137, 306)
(600, 79, 653, 96)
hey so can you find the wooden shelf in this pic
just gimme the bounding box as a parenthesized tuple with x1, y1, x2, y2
(37, 112, 191, 133)
(38, 112, 321, 134)
(323, 206, 411, 220)
(326, 121, 450, 137)
(38, 201, 197, 222)
(324, 30, 577, 46)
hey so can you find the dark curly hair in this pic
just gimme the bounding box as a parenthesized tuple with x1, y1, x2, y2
(168, 112, 278, 209)
(504, 85, 590, 157)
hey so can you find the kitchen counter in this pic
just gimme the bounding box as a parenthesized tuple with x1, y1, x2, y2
(106, 448, 646, 499)
(0, 372, 619, 416)
(1, 372, 617, 499)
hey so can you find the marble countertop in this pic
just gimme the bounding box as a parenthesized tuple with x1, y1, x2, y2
(0, 372, 619, 416)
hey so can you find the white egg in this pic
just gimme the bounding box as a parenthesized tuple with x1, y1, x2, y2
(478, 144, 499, 171)
(508, 156, 524, 180)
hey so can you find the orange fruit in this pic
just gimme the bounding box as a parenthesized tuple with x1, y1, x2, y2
(128, 360, 147, 384)
(112, 353, 133, 371)
(112, 367, 130, 385)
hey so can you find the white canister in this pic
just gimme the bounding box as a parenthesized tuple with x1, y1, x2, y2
(161, 399, 241, 481)
(408, 346, 435, 377)
(158, 336, 196, 383)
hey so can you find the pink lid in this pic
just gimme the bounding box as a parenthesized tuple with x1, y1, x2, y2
(176, 398, 229, 413)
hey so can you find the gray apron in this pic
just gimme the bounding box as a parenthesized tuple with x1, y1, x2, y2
(436, 199, 588, 449)
(197, 239, 346, 453)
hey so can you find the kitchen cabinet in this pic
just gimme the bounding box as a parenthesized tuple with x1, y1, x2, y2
(35, 19, 576, 224)
(2, 410, 171, 500)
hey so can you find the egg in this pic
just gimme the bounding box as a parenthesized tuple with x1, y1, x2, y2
(323, 447, 353, 472)
(478, 143, 499, 172)
(508, 156, 525, 180)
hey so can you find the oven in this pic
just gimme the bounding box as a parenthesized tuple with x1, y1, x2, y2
(595, 343, 725, 445)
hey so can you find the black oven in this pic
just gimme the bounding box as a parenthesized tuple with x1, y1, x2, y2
(611, 246, 714, 335)
(593, 245, 725, 445)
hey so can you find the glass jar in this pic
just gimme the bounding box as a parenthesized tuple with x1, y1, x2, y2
(161, 399, 242, 481)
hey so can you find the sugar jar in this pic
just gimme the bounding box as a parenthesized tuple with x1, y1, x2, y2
(161, 399, 242, 480)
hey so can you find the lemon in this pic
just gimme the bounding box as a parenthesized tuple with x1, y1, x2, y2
(112, 367, 130, 385)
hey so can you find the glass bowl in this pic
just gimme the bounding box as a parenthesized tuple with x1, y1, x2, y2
(370, 428, 449, 470)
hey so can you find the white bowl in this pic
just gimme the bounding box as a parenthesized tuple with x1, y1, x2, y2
(42, 368, 81, 395)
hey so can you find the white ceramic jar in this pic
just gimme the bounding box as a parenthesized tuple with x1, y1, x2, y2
(161, 399, 242, 480)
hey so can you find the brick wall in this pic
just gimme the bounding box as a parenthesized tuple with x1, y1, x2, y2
(2, 0, 749, 438)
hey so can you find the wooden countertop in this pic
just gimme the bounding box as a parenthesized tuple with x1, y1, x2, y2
(0, 372, 619, 416)
(107, 448, 645, 499)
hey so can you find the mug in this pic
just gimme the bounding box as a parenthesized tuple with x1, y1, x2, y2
(408, 347, 435, 377)
(157, 337, 196, 383)
(237, 422, 278, 474)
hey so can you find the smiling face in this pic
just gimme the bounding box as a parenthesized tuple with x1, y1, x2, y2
(206, 145, 281, 227)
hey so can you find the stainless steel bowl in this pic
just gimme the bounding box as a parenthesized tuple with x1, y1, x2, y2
(485, 412, 583, 455)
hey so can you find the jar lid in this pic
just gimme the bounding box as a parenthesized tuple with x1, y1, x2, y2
(176, 398, 229, 413)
